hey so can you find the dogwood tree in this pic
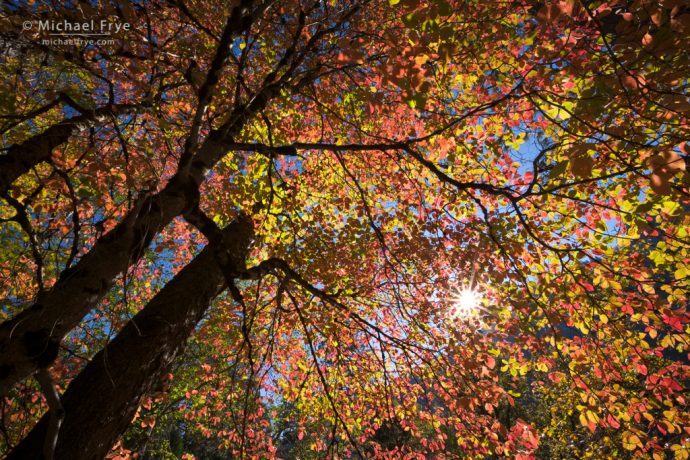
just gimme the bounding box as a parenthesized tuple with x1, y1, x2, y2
(0, 0, 688, 458)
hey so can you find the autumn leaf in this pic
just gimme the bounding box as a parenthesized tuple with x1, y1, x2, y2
(647, 150, 686, 194)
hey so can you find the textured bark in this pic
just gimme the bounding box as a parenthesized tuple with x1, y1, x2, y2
(6, 214, 253, 460)
(0, 103, 139, 196)
(0, 1, 272, 396)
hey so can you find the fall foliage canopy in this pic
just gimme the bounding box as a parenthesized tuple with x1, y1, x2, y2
(0, 0, 689, 458)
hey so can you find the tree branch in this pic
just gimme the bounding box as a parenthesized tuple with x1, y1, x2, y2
(34, 369, 64, 460)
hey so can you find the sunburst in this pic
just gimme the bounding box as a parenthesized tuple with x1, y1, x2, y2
(448, 286, 484, 319)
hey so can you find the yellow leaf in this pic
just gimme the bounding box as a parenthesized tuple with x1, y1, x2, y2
(623, 432, 642, 451)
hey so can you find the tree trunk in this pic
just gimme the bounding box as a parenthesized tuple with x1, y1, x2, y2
(6, 214, 253, 460)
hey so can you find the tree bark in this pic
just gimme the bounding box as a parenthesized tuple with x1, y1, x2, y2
(6, 214, 253, 460)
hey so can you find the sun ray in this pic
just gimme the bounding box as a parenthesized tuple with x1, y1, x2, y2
(448, 286, 484, 319)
